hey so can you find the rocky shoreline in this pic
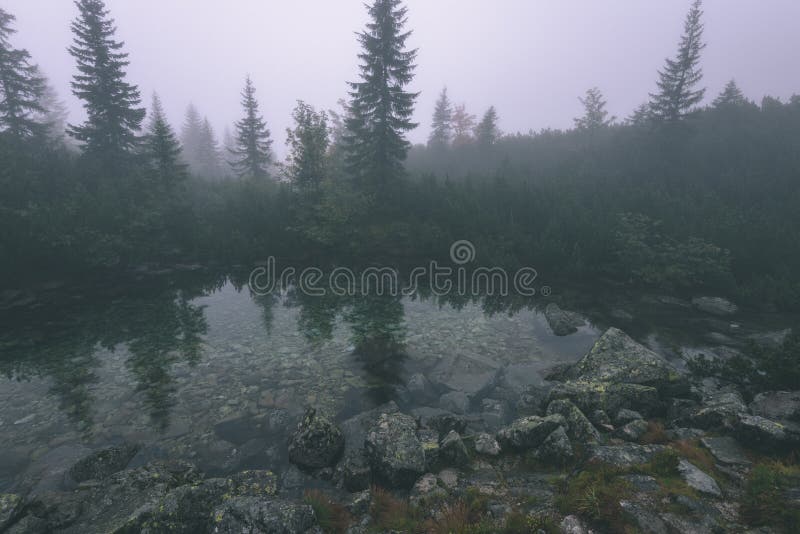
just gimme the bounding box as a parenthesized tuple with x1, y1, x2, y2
(1, 325, 798, 533)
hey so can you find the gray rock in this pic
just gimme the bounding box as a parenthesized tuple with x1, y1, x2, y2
(496, 414, 566, 451)
(406, 373, 438, 403)
(474, 433, 501, 456)
(438, 468, 459, 489)
(545, 303, 585, 336)
(615, 419, 649, 442)
(340, 455, 371, 493)
(533, 426, 574, 463)
(548, 380, 661, 416)
(439, 431, 469, 467)
(0, 494, 22, 531)
(211, 497, 317, 534)
(621, 474, 660, 493)
(288, 407, 345, 469)
(439, 391, 470, 415)
(747, 329, 792, 350)
(563, 328, 687, 394)
(678, 459, 721, 497)
(560, 514, 596, 533)
(587, 444, 666, 468)
(736, 414, 800, 451)
(749, 390, 800, 422)
(614, 408, 644, 426)
(410, 407, 467, 437)
(545, 399, 600, 443)
(67, 444, 140, 483)
(418, 428, 440, 473)
(620, 501, 669, 534)
(364, 412, 426, 489)
(480, 398, 509, 431)
(686, 391, 747, 430)
(692, 296, 738, 316)
(700, 436, 751, 466)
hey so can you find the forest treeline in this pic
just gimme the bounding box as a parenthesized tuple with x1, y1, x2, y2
(1, 0, 799, 311)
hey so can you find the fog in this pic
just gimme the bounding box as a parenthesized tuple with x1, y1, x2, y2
(6, 0, 800, 154)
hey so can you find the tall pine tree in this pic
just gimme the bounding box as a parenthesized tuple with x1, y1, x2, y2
(0, 7, 45, 139)
(231, 76, 272, 179)
(713, 80, 747, 108)
(575, 87, 614, 130)
(285, 100, 329, 190)
(649, 0, 706, 123)
(68, 0, 145, 157)
(145, 93, 186, 188)
(345, 0, 419, 188)
(474, 106, 500, 147)
(428, 87, 452, 148)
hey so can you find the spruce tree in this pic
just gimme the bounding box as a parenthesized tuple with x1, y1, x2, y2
(68, 0, 145, 157)
(231, 76, 272, 179)
(649, 0, 706, 123)
(285, 100, 329, 190)
(575, 87, 614, 130)
(345, 0, 419, 187)
(451, 103, 476, 146)
(474, 106, 500, 147)
(0, 8, 45, 139)
(145, 93, 186, 187)
(198, 118, 221, 179)
(428, 87, 452, 148)
(180, 103, 204, 174)
(713, 79, 747, 108)
(35, 71, 71, 146)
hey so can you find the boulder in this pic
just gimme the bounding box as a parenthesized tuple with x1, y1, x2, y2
(533, 427, 574, 463)
(692, 296, 738, 316)
(439, 431, 470, 467)
(563, 328, 687, 394)
(67, 444, 140, 483)
(211, 497, 317, 534)
(699, 437, 751, 466)
(677, 460, 721, 497)
(548, 380, 660, 416)
(406, 373, 438, 404)
(364, 413, 426, 489)
(439, 391, 471, 415)
(736, 414, 800, 452)
(544, 303, 585, 336)
(288, 407, 345, 469)
(560, 514, 597, 534)
(480, 398, 509, 431)
(0, 494, 22, 531)
(545, 399, 600, 443)
(587, 444, 666, 468)
(747, 329, 792, 350)
(749, 390, 800, 422)
(614, 409, 644, 426)
(685, 391, 747, 430)
(474, 433, 501, 456)
(615, 419, 649, 442)
(496, 414, 566, 451)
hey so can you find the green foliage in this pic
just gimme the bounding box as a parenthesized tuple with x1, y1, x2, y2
(428, 87, 453, 148)
(474, 106, 500, 147)
(614, 213, 732, 290)
(575, 87, 614, 131)
(68, 0, 145, 159)
(689, 330, 800, 394)
(345, 0, 419, 188)
(740, 461, 800, 531)
(555, 466, 632, 531)
(285, 100, 329, 190)
(231, 76, 272, 179)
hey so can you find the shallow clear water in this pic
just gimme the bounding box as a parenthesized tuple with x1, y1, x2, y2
(0, 271, 792, 491)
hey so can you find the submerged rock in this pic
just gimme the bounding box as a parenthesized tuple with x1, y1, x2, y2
(438, 391, 470, 415)
(67, 444, 140, 483)
(677, 460, 721, 497)
(364, 412, 425, 489)
(410, 407, 467, 437)
(544, 303, 585, 336)
(288, 408, 345, 470)
(692, 296, 738, 316)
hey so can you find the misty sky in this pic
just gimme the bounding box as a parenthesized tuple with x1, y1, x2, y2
(5, 1, 800, 156)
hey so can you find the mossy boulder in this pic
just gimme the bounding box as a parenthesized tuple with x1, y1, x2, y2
(364, 412, 426, 489)
(288, 407, 345, 469)
(496, 414, 566, 451)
